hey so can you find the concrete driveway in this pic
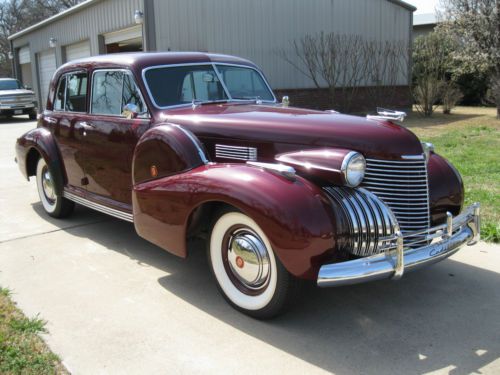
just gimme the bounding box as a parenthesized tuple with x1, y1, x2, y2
(1, 118, 499, 375)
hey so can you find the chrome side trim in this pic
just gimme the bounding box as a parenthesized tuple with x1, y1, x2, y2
(317, 203, 480, 287)
(63, 190, 133, 222)
(246, 162, 296, 180)
(172, 124, 208, 164)
(216, 144, 257, 161)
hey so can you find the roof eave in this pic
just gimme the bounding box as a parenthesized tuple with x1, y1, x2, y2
(387, 0, 417, 12)
(8, 0, 100, 41)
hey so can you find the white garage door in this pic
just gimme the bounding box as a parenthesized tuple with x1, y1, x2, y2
(19, 46, 31, 64)
(38, 50, 57, 108)
(65, 40, 91, 62)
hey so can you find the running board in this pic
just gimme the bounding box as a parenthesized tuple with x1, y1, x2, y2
(63, 190, 134, 222)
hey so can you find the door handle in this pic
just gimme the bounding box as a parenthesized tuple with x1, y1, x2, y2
(78, 121, 95, 136)
(79, 121, 95, 129)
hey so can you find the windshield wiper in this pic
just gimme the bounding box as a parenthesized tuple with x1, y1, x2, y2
(192, 99, 229, 107)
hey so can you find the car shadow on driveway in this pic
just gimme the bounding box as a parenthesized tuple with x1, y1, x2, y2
(30, 202, 500, 375)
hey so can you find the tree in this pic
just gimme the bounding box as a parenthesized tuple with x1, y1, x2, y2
(0, 0, 82, 77)
(412, 31, 455, 116)
(439, 0, 500, 118)
(280, 32, 409, 112)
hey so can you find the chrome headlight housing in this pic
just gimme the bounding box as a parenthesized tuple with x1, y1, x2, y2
(341, 152, 366, 187)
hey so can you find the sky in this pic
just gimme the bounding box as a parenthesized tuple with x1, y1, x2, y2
(405, 0, 440, 14)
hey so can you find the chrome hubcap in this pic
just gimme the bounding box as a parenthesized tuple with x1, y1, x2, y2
(227, 229, 270, 290)
(41, 166, 56, 202)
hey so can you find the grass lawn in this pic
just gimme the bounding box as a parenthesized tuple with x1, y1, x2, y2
(0, 286, 67, 374)
(404, 106, 500, 243)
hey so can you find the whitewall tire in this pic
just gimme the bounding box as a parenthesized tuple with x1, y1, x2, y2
(209, 210, 299, 319)
(35, 157, 74, 218)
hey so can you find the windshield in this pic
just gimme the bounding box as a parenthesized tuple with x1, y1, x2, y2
(0, 79, 23, 91)
(144, 64, 275, 108)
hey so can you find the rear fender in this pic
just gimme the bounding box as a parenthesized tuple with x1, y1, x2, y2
(133, 163, 341, 279)
(15, 127, 65, 196)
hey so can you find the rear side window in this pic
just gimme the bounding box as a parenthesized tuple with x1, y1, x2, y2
(54, 76, 66, 111)
(91, 71, 123, 115)
(65, 73, 87, 112)
(53, 72, 88, 112)
(91, 70, 147, 117)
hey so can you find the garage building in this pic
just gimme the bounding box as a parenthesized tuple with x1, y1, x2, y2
(9, 0, 415, 111)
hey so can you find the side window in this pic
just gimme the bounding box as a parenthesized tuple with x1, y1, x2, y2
(65, 73, 88, 112)
(91, 71, 123, 115)
(122, 73, 146, 115)
(54, 76, 66, 111)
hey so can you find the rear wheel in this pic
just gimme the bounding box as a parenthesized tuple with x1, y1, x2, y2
(36, 157, 74, 218)
(209, 210, 300, 319)
(29, 111, 37, 120)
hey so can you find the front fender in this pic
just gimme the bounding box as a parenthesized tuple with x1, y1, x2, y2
(428, 153, 464, 225)
(133, 164, 341, 279)
(132, 123, 206, 185)
(16, 127, 65, 196)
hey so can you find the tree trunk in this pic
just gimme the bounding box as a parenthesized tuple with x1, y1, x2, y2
(497, 104, 500, 120)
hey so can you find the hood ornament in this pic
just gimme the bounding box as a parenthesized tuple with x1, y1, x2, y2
(367, 108, 407, 122)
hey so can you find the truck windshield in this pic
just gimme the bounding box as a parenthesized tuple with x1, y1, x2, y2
(144, 64, 275, 108)
(0, 79, 23, 90)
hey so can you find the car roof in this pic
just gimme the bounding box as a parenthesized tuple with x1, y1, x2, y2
(57, 52, 258, 74)
(0, 78, 17, 81)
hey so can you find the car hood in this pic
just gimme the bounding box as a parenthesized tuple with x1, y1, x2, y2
(0, 89, 35, 96)
(159, 104, 423, 160)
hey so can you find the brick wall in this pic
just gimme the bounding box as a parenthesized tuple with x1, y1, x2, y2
(274, 85, 412, 114)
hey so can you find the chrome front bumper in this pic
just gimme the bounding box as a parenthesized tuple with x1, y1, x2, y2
(317, 203, 480, 287)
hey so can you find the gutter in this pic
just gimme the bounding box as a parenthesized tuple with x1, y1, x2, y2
(8, 0, 101, 41)
(387, 0, 417, 12)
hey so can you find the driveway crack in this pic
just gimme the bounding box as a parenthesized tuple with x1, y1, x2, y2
(0, 219, 110, 244)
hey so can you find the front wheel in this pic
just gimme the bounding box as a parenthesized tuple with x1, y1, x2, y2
(209, 210, 300, 319)
(36, 157, 74, 218)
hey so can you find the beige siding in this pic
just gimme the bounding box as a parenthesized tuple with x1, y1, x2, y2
(11, 0, 412, 103)
(11, 0, 143, 104)
(153, 0, 412, 89)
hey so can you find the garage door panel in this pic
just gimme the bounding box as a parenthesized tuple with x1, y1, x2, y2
(65, 41, 91, 62)
(19, 47, 31, 65)
(38, 50, 57, 109)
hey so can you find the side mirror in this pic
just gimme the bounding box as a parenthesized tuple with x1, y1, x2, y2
(282, 96, 290, 107)
(24, 85, 32, 90)
(122, 103, 139, 119)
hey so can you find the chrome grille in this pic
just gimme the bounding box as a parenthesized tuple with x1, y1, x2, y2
(362, 157, 430, 247)
(323, 187, 399, 256)
(215, 144, 257, 161)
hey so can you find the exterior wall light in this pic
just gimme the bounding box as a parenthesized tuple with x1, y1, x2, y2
(49, 38, 57, 48)
(8, 51, 13, 60)
(134, 10, 144, 24)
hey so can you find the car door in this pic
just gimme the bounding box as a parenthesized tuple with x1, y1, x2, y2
(77, 69, 151, 206)
(48, 71, 89, 191)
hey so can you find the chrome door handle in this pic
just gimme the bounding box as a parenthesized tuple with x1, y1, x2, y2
(79, 121, 95, 129)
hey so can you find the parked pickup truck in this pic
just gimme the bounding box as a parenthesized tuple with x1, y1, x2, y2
(0, 78, 37, 119)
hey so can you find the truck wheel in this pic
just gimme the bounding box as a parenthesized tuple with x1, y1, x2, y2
(209, 209, 300, 319)
(36, 157, 74, 218)
(29, 112, 37, 120)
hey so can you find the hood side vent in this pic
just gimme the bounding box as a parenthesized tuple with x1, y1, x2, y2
(215, 144, 257, 161)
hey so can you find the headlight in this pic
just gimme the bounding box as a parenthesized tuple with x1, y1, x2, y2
(421, 142, 435, 161)
(341, 152, 366, 187)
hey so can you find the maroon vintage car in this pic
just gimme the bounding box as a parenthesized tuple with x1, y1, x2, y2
(15, 52, 480, 318)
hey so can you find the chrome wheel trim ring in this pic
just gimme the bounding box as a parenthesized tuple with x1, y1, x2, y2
(226, 228, 271, 291)
(41, 165, 56, 203)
